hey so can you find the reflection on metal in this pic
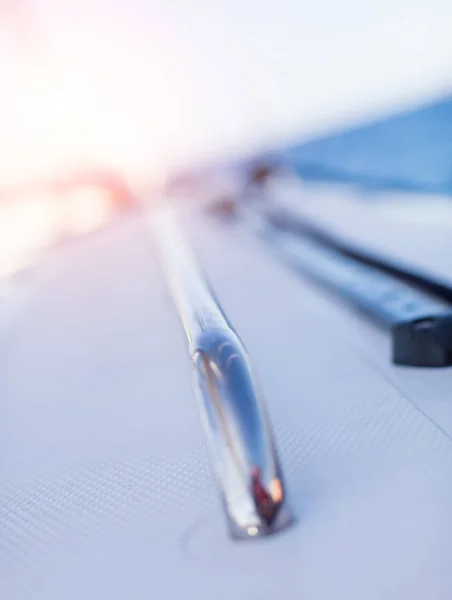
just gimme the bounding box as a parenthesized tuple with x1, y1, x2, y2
(150, 207, 292, 539)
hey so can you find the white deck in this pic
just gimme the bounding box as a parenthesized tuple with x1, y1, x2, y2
(1, 206, 452, 599)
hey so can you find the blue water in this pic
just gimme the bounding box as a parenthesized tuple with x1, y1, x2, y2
(283, 96, 452, 194)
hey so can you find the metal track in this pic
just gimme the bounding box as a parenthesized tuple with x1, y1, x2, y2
(215, 204, 452, 367)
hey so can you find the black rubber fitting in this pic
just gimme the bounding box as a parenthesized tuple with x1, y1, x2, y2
(392, 316, 452, 367)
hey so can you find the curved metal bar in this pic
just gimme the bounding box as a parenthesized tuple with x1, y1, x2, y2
(149, 207, 293, 539)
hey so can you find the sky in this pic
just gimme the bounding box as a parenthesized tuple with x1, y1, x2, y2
(0, 0, 450, 188)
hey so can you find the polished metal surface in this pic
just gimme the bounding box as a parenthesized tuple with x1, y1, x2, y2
(149, 206, 292, 539)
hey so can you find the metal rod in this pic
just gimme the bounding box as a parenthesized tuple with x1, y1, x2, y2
(149, 207, 293, 539)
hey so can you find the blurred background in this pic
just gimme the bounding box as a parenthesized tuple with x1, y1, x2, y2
(0, 0, 451, 282)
